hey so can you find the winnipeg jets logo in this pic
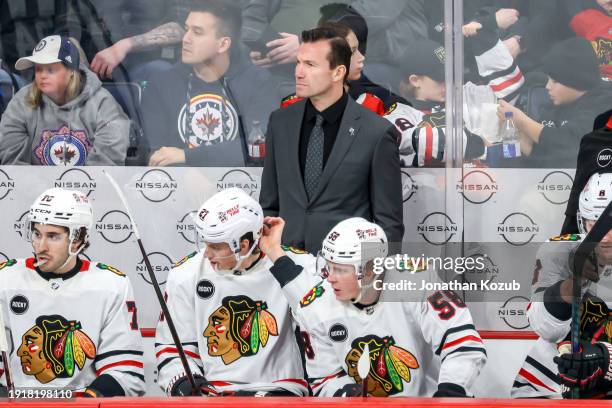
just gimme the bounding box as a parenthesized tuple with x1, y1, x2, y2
(34, 125, 91, 166)
(178, 93, 238, 148)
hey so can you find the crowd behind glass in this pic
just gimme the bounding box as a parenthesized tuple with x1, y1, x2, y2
(0, 0, 609, 169)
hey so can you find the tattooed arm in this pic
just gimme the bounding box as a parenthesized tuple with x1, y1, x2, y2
(91, 22, 185, 78)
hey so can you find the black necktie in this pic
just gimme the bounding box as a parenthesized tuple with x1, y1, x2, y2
(304, 114, 324, 199)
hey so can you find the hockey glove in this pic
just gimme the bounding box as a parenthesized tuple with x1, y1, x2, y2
(433, 382, 468, 397)
(333, 383, 364, 397)
(555, 342, 612, 392)
(170, 374, 216, 396)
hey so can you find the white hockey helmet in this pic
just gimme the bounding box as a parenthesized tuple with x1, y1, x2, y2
(578, 172, 612, 234)
(27, 188, 93, 251)
(195, 188, 263, 256)
(319, 217, 388, 279)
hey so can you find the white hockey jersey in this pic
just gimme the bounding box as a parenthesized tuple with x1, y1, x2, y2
(512, 235, 612, 398)
(0, 257, 144, 396)
(155, 249, 315, 395)
(278, 265, 487, 397)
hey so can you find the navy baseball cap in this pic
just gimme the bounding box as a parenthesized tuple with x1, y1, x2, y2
(15, 35, 80, 71)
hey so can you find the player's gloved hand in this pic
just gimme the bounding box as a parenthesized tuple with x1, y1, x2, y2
(433, 382, 468, 397)
(554, 342, 612, 392)
(333, 383, 363, 397)
(0, 384, 7, 397)
(170, 374, 216, 396)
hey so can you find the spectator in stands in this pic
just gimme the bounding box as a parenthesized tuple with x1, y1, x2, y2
(0, 36, 129, 166)
(242, 0, 338, 96)
(563, 0, 612, 80)
(497, 37, 612, 168)
(347, 0, 429, 93)
(392, 13, 524, 167)
(319, 3, 407, 111)
(143, 0, 278, 167)
(55, 0, 178, 82)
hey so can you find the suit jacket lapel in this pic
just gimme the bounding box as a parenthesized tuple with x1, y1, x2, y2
(286, 99, 309, 203)
(310, 98, 361, 202)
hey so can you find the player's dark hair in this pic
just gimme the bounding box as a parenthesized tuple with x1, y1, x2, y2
(301, 27, 351, 82)
(77, 227, 90, 252)
(240, 231, 261, 255)
(190, 0, 241, 40)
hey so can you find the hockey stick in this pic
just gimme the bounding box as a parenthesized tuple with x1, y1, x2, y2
(569, 199, 612, 399)
(0, 305, 13, 395)
(102, 170, 198, 396)
(357, 344, 370, 397)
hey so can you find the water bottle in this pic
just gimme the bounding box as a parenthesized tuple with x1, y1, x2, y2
(247, 120, 266, 162)
(501, 111, 521, 159)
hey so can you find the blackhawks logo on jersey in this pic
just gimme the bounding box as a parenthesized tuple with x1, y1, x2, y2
(345, 335, 419, 397)
(300, 281, 325, 308)
(579, 295, 612, 343)
(204, 295, 278, 365)
(19, 315, 96, 384)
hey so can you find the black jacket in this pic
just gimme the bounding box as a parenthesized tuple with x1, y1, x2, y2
(522, 84, 612, 168)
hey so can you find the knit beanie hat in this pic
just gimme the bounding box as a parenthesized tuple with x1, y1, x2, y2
(541, 37, 601, 91)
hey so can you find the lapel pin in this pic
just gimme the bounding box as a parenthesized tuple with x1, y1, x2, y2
(349, 127, 355, 136)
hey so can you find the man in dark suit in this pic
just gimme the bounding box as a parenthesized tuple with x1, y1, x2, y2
(260, 26, 404, 253)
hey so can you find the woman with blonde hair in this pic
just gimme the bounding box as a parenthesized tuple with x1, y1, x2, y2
(0, 35, 129, 165)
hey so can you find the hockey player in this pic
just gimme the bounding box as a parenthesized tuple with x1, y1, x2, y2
(512, 172, 612, 398)
(259, 216, 487, 397)
(0, 188, 144, 397)
(155, 188, 312, 396)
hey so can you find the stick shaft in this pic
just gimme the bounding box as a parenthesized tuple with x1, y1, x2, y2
(103, 170, 198, 394)
(0, 305, 13, 392)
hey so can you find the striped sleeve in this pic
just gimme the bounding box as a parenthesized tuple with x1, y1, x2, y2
(417, 293, 486, 393)
(155, 268, 204, 394)
(474, 39, 524, 100)
(511, 339, 561, 398)
(92, 279, 145, 396)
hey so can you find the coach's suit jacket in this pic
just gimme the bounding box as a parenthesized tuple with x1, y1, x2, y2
(260, 97, 404, 253)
